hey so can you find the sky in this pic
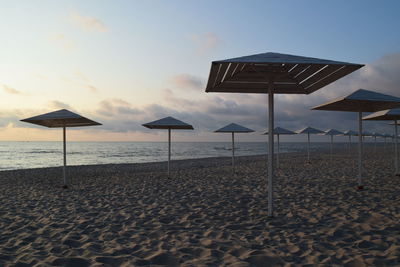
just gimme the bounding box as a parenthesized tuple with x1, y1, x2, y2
(1, 0, 400, 142)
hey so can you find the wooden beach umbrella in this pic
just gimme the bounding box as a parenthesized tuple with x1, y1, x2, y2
(142, 116, 193, 176)
(296, 127, 325, 163)
(20, 109, 101, 188)
(214, 123, 254, 172)
(363, 108, 400, 176)
(205, 52, 363, 217)
(312, 89, 400, 189)
(323, 129, 344, 161)
(343, 130, 358, 155)
(263, 127, 296, 166)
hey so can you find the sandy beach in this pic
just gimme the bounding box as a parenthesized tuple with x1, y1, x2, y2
(0, 146, 399, 266)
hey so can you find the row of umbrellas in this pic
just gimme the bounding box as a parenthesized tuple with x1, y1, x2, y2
(18, 52, 400, 218)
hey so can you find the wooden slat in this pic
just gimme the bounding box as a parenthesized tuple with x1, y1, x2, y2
(227, 72, 297, 83)
(214, 63, 229, 86)
(300, 65, 343, 89)
(293, 64, 325, 83)
(211, 81, 302, 92)
(222, 63, 237, 82)
(305, 65, 361, 94)
(205, 63, 220, 91)
(287, 64, 310, 77)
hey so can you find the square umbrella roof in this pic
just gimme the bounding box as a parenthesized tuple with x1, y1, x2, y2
(312, 89, 400, 112)
(362, 108, 400, 121)
(296, 126, 325, 134)
(324, 129, 344, 136)
(142, 116, 194, 130)
(215, 123, 254, 133)
(205, 52, 364, 94)
(343, 130, 358, 136)
(20, 109, 101, 128)
(263, 126, 296, 135)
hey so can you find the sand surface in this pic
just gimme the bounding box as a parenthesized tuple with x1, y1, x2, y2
(0, 146, 399, 266)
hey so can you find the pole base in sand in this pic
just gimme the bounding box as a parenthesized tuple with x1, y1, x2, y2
(62, 185, 68, 189)
(356, 185, 364, 190)
(395, 173, 400, 177)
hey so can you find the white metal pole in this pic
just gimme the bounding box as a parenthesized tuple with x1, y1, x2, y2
(307, 133, 310, 163)
(232, 132, 235, 173)
(394, 120, 399, 175)
(268, 84, 274, 217)
(168, 128, 171, 177)
(348, 135, 351, 155)
(374, 136, 377, 153)
(358, 112, 363, 189)
(277, 134, 280, 166)
(330, 135, 333, 161)
(63, 126, 67, 188)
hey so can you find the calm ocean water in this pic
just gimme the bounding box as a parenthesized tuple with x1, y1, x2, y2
(0, 141, 359, 170)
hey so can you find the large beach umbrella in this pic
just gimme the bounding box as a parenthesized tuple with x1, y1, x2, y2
(20, 109, 101, 188)
(214, 123, 254, 172)
(343, 130, 358, 155)
(312, 89, 400, 189)
(324, 129, 344, 161)
(370, 132, 384, 152)
(142, 116, 193, 176)
(263, 127, 296, 166)
(205, 52, 363, 217)
(363, 108, 400, 176)
(296, 127, 325, 163)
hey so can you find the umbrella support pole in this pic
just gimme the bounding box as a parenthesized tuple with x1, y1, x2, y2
(267, 86, 274, 217)
(330, 135, 333, 162)
(395, 120, 399, 176)
(168, 128, 171, 177)
(277, 134, 280, 166)
(357, 112, 363, 190)
(62, 126, 67, 189)
(307, 133, 310, 164)
(348, 135, 351, 156)
(232, 132, 235, 174)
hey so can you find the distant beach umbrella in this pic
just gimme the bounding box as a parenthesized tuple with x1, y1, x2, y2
(205, 52, 363, 217)
(312, 89, 400, 190)
(370, 132, 384, 152)
(363, 108, 400, 176)
(214, 123, 254, 173)
(142, 116, 193, 177)
(323, 129, 344, 161)
(343, 130, 358, 155)
(263, 127, 296, 166)
(20, 109, 101, 188)
(296, 127, 325, 163)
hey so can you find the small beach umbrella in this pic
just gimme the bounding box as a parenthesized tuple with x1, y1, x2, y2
(214, 123, 254, 172)
(263, 127, 296, 166)
(363, 108, 400, 176)
(343, 130, 358, 155)
(312, 89, 400, 189)
(296, 127, 325, 163)
(370, 132, 383, 152)
(142, 116, 193, 176)
(323, 129, 344, 161)
(205, 52, 363, 217)
(20, 109, 101, 188)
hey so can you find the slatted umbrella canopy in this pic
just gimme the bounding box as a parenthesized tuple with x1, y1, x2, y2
(20, 109, 101, 188)
(263, 127, 296, 166)
(312, 89, 400, 189)
(363, 108, 400, 175)
(214, 123, 254, 172)
(205, 52, 363, 217)
(296, 127, 325, 163)
(142, 116, 193, 176)
(324, 129, 344, 161)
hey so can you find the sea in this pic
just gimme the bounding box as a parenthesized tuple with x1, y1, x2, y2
(0, 141, 368, 171)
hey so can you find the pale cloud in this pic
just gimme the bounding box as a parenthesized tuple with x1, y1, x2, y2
(47, 100, 72, 110)
(74, 70, 89, 82)
(51, 34, 75, 51)
(2, 84, 22, 95)
(169, 74, 204, 90)
(86, 84, 98, 93)
(70, 11, 107, 32)
(190, 32, 220, 53)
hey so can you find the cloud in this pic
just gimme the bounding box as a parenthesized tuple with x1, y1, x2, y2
(169, 74, 204, 90)
(70, 12, 107, 32)
(2, 85, 22, 95)
(51, 34, 75, 51)
(47, 100, 72, 110)
(86, 85, 98, 93)
(190, 32, 220, 53)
